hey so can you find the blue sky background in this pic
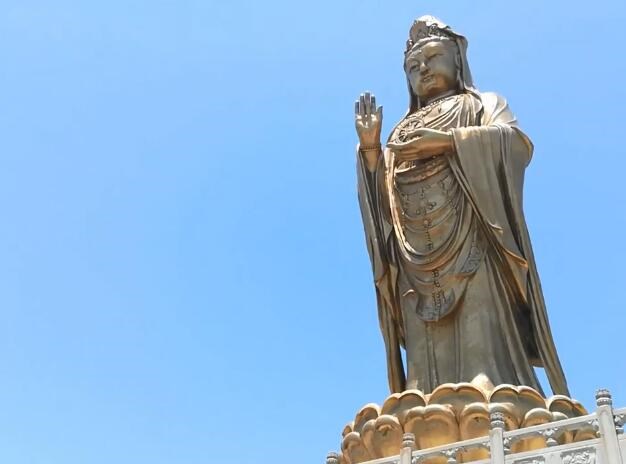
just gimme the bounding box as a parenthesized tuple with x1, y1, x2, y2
(0, 1, 624, 463)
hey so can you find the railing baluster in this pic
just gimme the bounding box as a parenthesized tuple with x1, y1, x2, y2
(489, 412, 506, 464)
(595, 389, 624, 464)
(326, 451, 340, 464)
(327, 395, 626, 464)
(401, 433, 416, 464)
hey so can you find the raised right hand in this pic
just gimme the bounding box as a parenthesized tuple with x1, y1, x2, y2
(355, 91, 383, 148)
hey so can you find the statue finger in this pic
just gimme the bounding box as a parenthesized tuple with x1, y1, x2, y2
(359, 93, 366, 116)
(386, 141, 407, 150)
(387, 138, 414, 148)
(364, 91, 372, 115)
(388, 140, 421, 152)
(371, 95, 377, 113)
(406, 128, 429, 140)
(355, 100, 360, 116)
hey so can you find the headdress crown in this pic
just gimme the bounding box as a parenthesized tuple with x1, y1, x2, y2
(405, 15, 455, 54)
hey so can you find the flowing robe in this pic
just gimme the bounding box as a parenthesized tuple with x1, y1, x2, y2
(357, 91, 569, 395)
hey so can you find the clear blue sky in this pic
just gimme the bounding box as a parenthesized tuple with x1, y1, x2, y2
(0, 1, 624, 463)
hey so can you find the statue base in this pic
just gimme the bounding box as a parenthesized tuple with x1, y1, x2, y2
(340, 383, 590, 464)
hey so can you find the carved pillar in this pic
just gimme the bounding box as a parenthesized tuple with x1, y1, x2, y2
(400, 433, 416, 464)
(489, 412, 506, 464)
(595, 390, 624, 464)
(326, 451, 340, 464)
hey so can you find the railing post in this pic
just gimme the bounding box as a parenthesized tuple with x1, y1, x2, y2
(400, 432, 416, 464)
(489, 412, 506, 464)
(326, 451, 340, 464)
(595, 389, 624, 464)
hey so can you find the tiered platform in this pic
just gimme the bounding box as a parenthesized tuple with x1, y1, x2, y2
(326, 389, 624, 464)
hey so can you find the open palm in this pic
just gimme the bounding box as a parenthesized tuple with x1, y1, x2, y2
(354, 91, 382, 147)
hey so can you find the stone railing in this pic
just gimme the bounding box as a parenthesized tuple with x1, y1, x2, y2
(327, 390, 625, 464)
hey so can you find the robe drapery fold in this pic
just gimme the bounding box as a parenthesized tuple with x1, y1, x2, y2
(357, 91, 569, 396)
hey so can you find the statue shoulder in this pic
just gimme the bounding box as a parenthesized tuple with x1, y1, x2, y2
(478, 91, 517, 126)
(480, 91, 507, 105)
(479, 91, 534, 157)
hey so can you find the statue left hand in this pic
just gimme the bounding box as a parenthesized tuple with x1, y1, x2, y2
(387, 128, 454, 161)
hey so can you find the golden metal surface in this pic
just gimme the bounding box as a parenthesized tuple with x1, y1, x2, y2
(340, 384, 587, 464)
(354, 15, 569, 396)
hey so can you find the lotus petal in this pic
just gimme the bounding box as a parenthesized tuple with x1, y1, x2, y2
(342, 422, 354, 438)
(430, 382, 487, 419)
(382, 389, 426, 424)
(490, 384, 545, 420)
(510, 407, 553, 452)
(362, 414, 403, 458)
(354, 404, 380, 434)
(458, 402, 490, 461)
(405, 404, 458, 450)
(341, 431, 372, 464)
(548, 395, 587, 418)
(337, 383, 587, 461)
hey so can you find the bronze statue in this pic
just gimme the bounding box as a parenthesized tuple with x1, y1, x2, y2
(354, 16, 569, 396)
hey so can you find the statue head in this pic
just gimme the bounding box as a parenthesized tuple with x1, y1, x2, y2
(404, 38, 460, 104)
(403, 16, 477, 112)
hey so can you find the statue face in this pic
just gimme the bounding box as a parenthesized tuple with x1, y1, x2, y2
(405, 40, 458, 102)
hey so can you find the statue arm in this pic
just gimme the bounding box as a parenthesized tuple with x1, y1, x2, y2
(447, 95, 570, 396)
(389, 94, 532, 161)
(356, 147, 392, 280)
(479, 92, 534, 165)
(357, 145, 406, 393)
(358, 145, 382, 173)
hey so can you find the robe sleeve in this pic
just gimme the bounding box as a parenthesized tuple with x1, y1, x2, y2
(447, 92, 570, 396)
(356, 148, 406, 393)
